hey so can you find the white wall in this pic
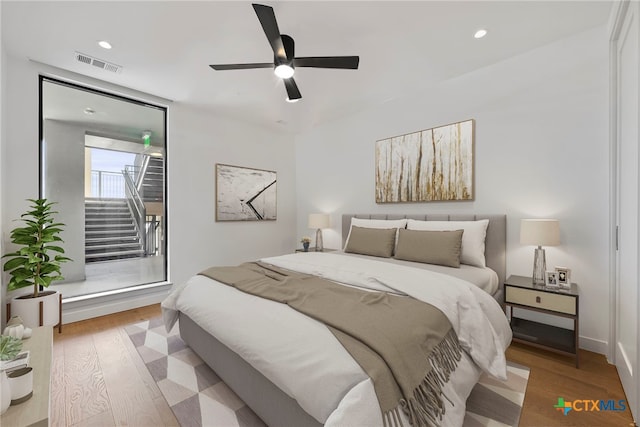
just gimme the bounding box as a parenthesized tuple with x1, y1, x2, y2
(1, 55, 296, 323)
(43, 120, 86, 282)
(2, 54, 40, 328)
(168, 103, 296, 286)
(0, 0, 5, 327)
(295, 27, 609, 353)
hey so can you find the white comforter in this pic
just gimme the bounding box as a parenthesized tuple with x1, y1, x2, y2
(162, 252, 512, 427)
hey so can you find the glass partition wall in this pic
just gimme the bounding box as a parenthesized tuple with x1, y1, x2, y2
(40, 77, 167, 298)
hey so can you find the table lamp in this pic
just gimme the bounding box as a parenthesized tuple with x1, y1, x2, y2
(520, 219, 560, 285)
(308, 214, 330, 252)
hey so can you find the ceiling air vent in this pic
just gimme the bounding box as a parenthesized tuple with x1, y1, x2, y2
(74, 52, 122, 73)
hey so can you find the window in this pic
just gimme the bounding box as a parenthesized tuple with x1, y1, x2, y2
(40, 77, 167, 297)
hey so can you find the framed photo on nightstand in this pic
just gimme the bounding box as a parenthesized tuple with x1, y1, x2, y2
(545, 271, 559, 288)
(555, 266, 572, 288)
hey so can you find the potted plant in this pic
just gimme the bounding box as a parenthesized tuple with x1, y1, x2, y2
(2, 199, 71, 330)
(300, 236, 311, 252)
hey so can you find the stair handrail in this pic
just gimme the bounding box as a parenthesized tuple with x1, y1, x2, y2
(135, 155, 151, 192)
(122, 168, 147, 254)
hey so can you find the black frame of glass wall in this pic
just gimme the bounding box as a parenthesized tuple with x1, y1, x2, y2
(38, 75, 168, 288)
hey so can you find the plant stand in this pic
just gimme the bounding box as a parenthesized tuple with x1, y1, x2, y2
(6, 293, 62, 334)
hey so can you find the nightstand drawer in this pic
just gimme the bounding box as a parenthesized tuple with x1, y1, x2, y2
(505, 286, 576, 315)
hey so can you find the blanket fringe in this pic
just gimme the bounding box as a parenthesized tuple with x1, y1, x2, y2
(397, 329, 463, 427)
(383, 407, 405, 427)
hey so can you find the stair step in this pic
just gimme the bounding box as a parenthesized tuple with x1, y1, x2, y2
(86, 205, 130, 211)
(85, 248, 144, 256)
(85, 206, 129, 211)
(86, 236, 139, 245)
(85, 216, 133, 221)
(85, 225, 136, 231)
(85, 249, 144, 260)
(85, 215, 133, 221)
(85, 229, 137, 236)
(85, 211, 132, 217)
(85, 219, 133, 224)
(86, 221, 135, 228)
(85, 199, 128, 205)
(86, 212, 131, 218)
(86, 243, 142, 252)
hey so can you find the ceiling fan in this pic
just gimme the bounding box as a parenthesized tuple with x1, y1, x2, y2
(209, 3, 359, 102)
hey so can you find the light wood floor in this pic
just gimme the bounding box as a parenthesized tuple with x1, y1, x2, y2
(53, 304, 635, 427)
(52, 304, 178, 427)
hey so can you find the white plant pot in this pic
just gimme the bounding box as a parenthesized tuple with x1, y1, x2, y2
(8, 367, 33, 404)
(0, 371, 10, 414)
(10, 290, 60, 329)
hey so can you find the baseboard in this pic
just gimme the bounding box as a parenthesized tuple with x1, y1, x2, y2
(61, 282, 173, 324)
(580, 335, 609, 357)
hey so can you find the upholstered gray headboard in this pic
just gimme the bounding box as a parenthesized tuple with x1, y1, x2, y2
(341, 214, 507, 288)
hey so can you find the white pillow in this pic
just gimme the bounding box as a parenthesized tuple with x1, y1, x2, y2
(406, 219, 489, 267)
(344, 218, 408, 252)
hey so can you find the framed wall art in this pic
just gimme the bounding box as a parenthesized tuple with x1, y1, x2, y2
(216, 163, 277, 221)
(375, 119, 474, 203)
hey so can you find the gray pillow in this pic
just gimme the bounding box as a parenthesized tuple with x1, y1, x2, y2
(344, 226, 396, 258)
(394, 228, 463, 268)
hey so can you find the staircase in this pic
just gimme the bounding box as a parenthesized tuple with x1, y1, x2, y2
(139, 157, 164, 202)
(85, 198, 144, 263)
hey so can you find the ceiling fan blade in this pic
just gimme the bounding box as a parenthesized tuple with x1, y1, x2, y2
(283, 77, 302, 100)
(252, 4, 287, 62)
(209, 63, 274, 71)
(293, 56, 360, 69)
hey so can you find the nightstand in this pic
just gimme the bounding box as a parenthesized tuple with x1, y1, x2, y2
(504, 275, 579, 368)
(295, 248, 337, 253)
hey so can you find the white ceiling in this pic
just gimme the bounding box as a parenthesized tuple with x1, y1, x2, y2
(42, 79, 166, 144)
(2, 1, 612, 133)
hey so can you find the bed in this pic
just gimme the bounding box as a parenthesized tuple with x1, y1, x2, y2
(163, 213, 511, 427)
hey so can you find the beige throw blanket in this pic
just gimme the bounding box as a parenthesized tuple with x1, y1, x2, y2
(200, 262, 462, 427)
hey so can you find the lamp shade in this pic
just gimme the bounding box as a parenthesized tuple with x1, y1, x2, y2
(308, 213, 330, 229)
(520, 219, 560, 246)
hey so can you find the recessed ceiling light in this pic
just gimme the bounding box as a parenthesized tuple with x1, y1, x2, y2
(474, 29, 487, 39)
(84, 107, 95, 115)
(98, 40, 112, 49)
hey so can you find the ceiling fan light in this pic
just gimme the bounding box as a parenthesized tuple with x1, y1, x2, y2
(274, 64, 295, 79)
(474, 29, 488, 39)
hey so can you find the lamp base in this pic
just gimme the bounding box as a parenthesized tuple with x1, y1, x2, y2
(315, 228, 323, 252)
(532, 246, 546, 285)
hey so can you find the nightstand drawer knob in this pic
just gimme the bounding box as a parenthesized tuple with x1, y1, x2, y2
(536, 296, 541, 303)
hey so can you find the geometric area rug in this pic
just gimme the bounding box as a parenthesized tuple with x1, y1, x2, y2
(125, 317, 529, 427)
(463, 361, 530, 426)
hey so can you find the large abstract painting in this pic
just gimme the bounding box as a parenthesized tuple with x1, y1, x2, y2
(216, 164, 277, 221)
(375, 119, 474, 203)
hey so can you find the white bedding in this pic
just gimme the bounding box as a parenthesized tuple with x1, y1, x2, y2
(335, 250, 500, 295)
(162, 252, 512, 427)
